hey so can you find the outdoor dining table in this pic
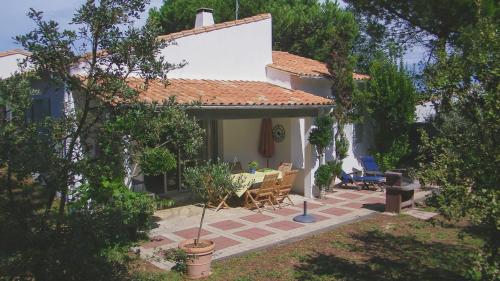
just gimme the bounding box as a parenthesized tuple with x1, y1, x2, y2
(231, 170, 283, 197)
(211, 170, 283, 211)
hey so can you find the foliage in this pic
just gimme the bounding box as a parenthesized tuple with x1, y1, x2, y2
(155, 197, 176, 210)
(418, 12, 499, 280)
(161, 248, 188, 273)
(248, 161, 258, 170)
(373, 137, 411, 171)
(334, 131, 349, 161)
(149, 0, 357, 62)
(315, 165, 333, 189)
(322, 6, 358, 164)
(360, 57, 417, 170)
(315, 160, 342, 190)
(184, 161, 240, 205)
(308, 115, 334, 160)
(183, 161, 243, 244)
(0, 0, 204, 279)
(345, 0, 498, 59)
(0, 179, 155, 281)
(140, 147, 176, 176)
(93, 98, 204, 183)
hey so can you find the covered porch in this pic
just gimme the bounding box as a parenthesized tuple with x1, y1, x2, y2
(135, 78, 334, 198)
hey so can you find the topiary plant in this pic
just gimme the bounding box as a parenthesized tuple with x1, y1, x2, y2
(315, 164, 334, 190)
(309, 115, 334, 165)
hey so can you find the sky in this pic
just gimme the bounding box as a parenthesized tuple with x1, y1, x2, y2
(0, 0, 424, 66)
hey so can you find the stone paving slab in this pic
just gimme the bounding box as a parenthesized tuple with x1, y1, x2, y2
(139, 188, 432, 270)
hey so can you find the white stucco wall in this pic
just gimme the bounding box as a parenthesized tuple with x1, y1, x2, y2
(266, 67, 293, 89)
(0, 54, 26, 79)
(221, 117, 315, 197)
(221, 118, 291, 170)
(160, 18, 273, 81)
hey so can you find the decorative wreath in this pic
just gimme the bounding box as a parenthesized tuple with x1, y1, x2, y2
(272, 124, 286, 143)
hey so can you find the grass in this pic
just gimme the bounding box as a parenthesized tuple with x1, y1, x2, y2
(133, 213, 484, 281)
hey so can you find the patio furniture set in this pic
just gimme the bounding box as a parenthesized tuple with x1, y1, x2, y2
(210, 162, 298, 213)
(215, 157, 416, 214)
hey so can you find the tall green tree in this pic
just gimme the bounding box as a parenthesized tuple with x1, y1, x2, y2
(345, 0, 499, 61)
(418, 10, 499, 281)
(0, 0, 204, 279)
(323, 9, 358, 163)
(149, 0, 356, 62)
(362, 58, 417, 170)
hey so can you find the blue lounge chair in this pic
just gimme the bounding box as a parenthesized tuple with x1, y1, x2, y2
(360, 156, 385, 177)
(339, 170, 385, 190)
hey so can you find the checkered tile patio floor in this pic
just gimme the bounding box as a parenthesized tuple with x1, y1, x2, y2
(139, 188, 429, 270)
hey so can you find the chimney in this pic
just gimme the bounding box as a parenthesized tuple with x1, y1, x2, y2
(195, 8, 214, 28)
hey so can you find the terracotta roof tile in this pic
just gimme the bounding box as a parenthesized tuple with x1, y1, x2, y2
(0, 49, 31, 58)
(130, 78, 333, 107)
(157, 13, 271, 41)
(269, 51, 369, 80)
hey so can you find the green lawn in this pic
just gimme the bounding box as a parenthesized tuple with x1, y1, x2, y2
(133, 213, 484, 281)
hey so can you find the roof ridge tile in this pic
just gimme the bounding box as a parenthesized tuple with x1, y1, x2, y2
(157, 13, 271, 41)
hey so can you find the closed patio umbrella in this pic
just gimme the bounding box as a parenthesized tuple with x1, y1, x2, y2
(259, 118, 275, 167)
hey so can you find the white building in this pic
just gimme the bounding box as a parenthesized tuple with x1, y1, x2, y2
(0, 10, 375, 198)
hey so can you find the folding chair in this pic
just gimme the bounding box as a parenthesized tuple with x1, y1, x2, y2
(244, 173, 279, 212)
(277, 162, 292, 173)
(274, 170, 298, 207)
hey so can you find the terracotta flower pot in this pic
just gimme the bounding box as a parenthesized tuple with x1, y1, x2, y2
(179, 239, 215, 279)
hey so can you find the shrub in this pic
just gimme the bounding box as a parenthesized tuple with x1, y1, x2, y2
(140, 147, 177, 176)
(155, 198, 176, 210)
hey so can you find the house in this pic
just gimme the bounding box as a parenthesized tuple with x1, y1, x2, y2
(127, 10, 373, 198)
(0, 10, 373, 198)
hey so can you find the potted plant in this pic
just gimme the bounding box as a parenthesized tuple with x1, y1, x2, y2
(181, 161, 241, 279)
(308, 115, 334, 165)
(315, 164, 333, 199)
(248, 161, 258, 174)
(328, 160, 343, 189)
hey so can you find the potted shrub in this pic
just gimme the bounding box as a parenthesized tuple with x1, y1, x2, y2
(314, 161, 341, 199)
(329, 160, 343, 188)
(248, 161, 258, 174)
(181, 161, 241, 279)
(315, 164, 333, 199)
(308, 115, 334, 165)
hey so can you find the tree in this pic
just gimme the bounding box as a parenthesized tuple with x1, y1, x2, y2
(324, 8, 358, 164)
(345, 0, 498, 57)
(362, 58, 417, 170)
(183, 161, 242, 245)
(418, 12, 499, 280)
(0, 0, 204, 279)
(149, 0, 356, 62)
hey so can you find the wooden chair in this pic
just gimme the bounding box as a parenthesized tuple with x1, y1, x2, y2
(277, 162, 292, 173)
(274, 170, 298, 207)
(244, 173, 279, 212)
(230, 161, 244, 174)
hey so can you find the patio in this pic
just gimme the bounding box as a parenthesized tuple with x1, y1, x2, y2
(138, 188, 431, 270)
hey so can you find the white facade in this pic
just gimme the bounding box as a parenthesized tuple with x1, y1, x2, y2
(160, 18, 272, 81)
(266, 66, 374, 195)
(0, 53, 26, 79)
(0, 12, 379, 198)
